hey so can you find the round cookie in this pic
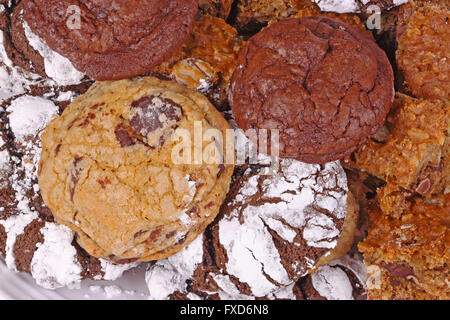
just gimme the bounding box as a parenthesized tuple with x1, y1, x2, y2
(38, 77, 235, 263)
(23, 0, 198, 81)
(0, 94, 136, 289)
(297, 254, 367, 300)
(0, 1, 92, 104)
(229, 16, 394, 164)
(146, 158, 356, 299)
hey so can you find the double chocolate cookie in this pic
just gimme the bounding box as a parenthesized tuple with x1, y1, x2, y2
(23, 0, 198, 80)
(229, 16, 395, 164)
(145, 158, 359, 299)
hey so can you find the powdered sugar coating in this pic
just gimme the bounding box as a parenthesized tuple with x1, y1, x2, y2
(146, 234, 204, 300)
(217, 159, 348, 297)
(22, 21, 84, 86)
(314, 0, 359, 13)
(144, 158, 349, 299)
(313, 0, 409, 13)
(8, 95, 58, 141)
(0, 94, 136, 289)
(311, 265, 354, 300)
(30, 222, 83, 289)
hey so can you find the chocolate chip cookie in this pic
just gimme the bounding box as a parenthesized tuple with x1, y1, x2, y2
(38, 76, 234, 263)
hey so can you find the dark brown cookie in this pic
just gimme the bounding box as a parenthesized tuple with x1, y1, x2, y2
(23, 0, 198, 81)
(229, 17, 394, 164)
(146, 158, 352, 299)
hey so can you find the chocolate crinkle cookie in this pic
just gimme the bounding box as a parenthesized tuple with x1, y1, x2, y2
(22, 0, 198, 81)
(0, 95, 137, 290)
(229, 16, 395, 164)
(145, 158, 358, 299)
(313, 0, 409, 13)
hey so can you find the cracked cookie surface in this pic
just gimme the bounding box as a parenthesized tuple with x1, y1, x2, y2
(23, 0, 198, 80)
(38, 76, 234, 263)
(229, 16, 394, 164)
(145, 159, 354, 299)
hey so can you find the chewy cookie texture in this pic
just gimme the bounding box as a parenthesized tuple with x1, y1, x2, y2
(359, 191, 449, 300)
(0, 94, 136, 289)
(23, 0, 199, 81)
(38, 77, 234, 263)
(229, 16, 394, 164)
(0, 0, 447, 301)
(344, 0, 450, 300)
(346, 93, 449, 197)
(152, 14, 243, 111)
(396, 0, 449, 99)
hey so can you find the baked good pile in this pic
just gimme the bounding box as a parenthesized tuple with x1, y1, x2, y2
(0, 0, 448, 300)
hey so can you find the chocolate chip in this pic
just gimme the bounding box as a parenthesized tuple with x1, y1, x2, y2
(130, 95, 182, 138)
(145, 227, 163, 245)
(217, 164, 225, 178)
(69, 157, 84, 201)
(114, 123, 138, 147)
(55, 143, 62, 156)
(381, 262, 415, 279)
(97, 177, 111, 189)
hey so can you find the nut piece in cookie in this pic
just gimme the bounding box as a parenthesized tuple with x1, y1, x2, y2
(23, 0, 198, 81)
(345, 93, 449, 197)
(229, 17, 395, 164)
(38, 77, 234, 263)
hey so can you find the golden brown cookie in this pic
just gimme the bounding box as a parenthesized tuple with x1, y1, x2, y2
(152, 15, 243, 111)
(38, 77, 234, 263)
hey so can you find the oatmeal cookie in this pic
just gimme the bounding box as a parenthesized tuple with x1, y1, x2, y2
(345, 93, 449, 197)
(359, 193, 450, 300)
(229, 17, 394, 164)
(38, 77, 234, 263)
(396, 1, 450, 99)
(152, 14, 243, 111)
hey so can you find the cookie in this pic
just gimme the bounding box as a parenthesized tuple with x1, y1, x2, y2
(345, 93, 449, 198)
(152, 14, 243, 111)
(0, 94, 136, 289)
(232, 0, 318, 35)
(199, 0, 234, 19)
(145, 158, 357, 299)
(23, 0, 198, 81)
(38, 76, 235, 263)
(229, 17, 395, 164)
(0, 0, 92, 105)
(396, 1, 450, 99)
(297, 253, 367, 300)
(313, 0, 409, 13)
